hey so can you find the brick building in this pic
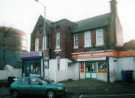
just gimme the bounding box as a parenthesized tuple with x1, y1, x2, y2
(31, 0, 135, 82)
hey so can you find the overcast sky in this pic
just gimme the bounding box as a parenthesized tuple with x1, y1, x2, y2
(0, 0, 135, 44)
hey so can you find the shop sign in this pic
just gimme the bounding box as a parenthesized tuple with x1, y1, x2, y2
(21, 51, 42, 58)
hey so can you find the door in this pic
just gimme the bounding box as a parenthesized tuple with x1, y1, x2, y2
(18, 78, 31, 94)
(30, 78, 47, 95)
(85, 62, 96, 79)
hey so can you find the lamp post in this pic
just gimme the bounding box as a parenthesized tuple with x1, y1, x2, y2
(35, 0, 47, 79)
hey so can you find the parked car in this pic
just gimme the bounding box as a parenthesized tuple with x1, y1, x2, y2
(10, 76, 65, 98)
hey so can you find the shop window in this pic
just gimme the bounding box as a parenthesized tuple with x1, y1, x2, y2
(32, 63, 40, 74)
(97, 62, 107, 73)
(85, 62, 96, 73)
(22, 60, 41, 76)
(80, 62, 85, 73)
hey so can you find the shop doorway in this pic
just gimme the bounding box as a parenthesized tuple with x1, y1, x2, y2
(85, 62, 96, 79)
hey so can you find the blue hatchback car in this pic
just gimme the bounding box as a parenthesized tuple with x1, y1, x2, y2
(10, 76, 65, 98)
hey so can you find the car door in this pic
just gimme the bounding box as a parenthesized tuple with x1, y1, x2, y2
(30, 78, 47, 95)
(18, 78, 31, 94)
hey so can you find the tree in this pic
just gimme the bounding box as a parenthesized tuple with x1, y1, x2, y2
(0, 26, 21, 69)
(123, 40, 135, 50)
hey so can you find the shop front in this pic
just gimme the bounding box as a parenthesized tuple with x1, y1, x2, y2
(80, 60, 108, 81)
(73, 50, 135, 82)
(21, 51, 42, 77)
(72, 51, 115, 82)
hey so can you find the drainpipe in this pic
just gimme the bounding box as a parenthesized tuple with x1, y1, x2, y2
(107, 57, 110, 83)
(79, 62, 80, 80)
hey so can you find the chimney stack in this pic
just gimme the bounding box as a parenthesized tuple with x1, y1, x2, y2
(110, 0, 117, 17)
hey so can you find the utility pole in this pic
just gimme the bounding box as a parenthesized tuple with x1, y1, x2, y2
(35, 0, 48, 79)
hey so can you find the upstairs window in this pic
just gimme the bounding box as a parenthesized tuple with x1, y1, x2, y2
(84, 31, 92, 48)
(35, 38, 39, 51)
(96, 29, 104, 46)
(56, 32, 60, 49)
(73, 34, 79, 49)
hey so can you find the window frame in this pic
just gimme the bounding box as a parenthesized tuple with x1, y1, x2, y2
(96, 29, 104, 46)
(35, 37, 39, 51)
(56, 32, 61, 49)
(84, 31, 92, 48)
(73, 34, 79, 49)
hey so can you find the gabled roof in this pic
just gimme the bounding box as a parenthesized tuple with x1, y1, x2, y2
(32, 15, 53, 34)
(54, 19, 71, 24)
(52, 19, 75, 27)
(32, 13, 112, 34)
(72, 13, 111, 33)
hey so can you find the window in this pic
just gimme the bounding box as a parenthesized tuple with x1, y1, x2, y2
(85, 62, 96, 73)
(73, 34, 79, 49)
(35, 38, 39, 51)
(80, 62, 85, 73)
(56, 32, 60, 49)
(96, 29, 104, 46)
(97, 61, 107, 73)
(84, 31, 92, 47)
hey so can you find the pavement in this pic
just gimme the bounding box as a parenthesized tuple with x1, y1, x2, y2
(62, 79, 135, 95)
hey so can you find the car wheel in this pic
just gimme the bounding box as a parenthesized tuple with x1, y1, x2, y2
(47, 91, 55, 98)
(11, 91, 18, 98)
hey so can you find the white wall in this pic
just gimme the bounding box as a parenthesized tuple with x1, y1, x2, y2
(109, 57, 118, 82)
(47, 59, 57, 81)
(0, 69, 21, 80)
(109, 57, 135, 82)
(0, 70, 8, 80)
(67, 62, 79, 80)
(47, 58, 79, 82)
(118, 57, 135, 80)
